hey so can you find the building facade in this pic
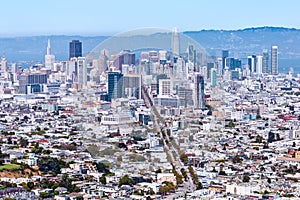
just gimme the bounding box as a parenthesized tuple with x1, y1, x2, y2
(271, 46, 278, 75)
(108, 71, 123, 102)
(69, 40, 82, 59)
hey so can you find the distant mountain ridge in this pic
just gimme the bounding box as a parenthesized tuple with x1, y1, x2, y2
(186, 26, 300, 32)
(0, 27, 300, 63)
(183, 26, 300, 59)
(0, 35, 109, 63)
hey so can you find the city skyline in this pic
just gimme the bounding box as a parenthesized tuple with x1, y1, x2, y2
(1, 0, 300, 36)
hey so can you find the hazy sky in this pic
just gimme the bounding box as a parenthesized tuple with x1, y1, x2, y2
(1, 0, 299, 36)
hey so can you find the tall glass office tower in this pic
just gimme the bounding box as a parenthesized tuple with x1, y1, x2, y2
(271, 46, 278, 74)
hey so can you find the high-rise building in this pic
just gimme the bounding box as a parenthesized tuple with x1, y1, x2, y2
(271, 46, 278, 74)
(194, 74, 205, 109)
(211, 68, 217, 88)
(222, 50, 229, 72)
(98, 50, 108, 73)
(108, 71, 123, 101)
(67, 58, 77, 81)
(1, 57, 7, 72)
(18, 73, 48, 94)
(45, 39, 55, 70)
(159, 50, 167, 61)
(206, 63, 215, 80)
(178, 85, 193, 107)
(217, 58, 223, 75)
(123, 74, 141, 99)
(172, 27, 180, 57)
(156, 74, 168, 94)
(231, 70, 240, 80)
(77, 57, 87, 86)
(69, 40, 82, 59)
(159, 79, 172, 96)
(256, 55, 263, 74)
(200, 66, 207, 81)
(226, 58, 242, 71)
(113, 50, 135, 71)
(188, 45, 195, 62)
(11, 63, 18, 74)
(247, 55, 256, 73)
(187, 45, 197, 72)
(262, 50, 269, 74)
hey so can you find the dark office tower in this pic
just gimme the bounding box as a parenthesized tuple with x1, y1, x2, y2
(69, 40, 82, 59)
(108, 72, 123, 102)
(194, 74, 205, 109)
(226, 58, 242, 71)
(262, 50, 269, 74)
(156, 74, 168, 95)
(222, 50, 229, 71)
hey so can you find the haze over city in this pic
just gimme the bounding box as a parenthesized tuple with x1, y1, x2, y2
(1, 1, 300, 200)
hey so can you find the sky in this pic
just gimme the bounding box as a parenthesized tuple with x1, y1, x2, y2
(1, 0, 300, 36)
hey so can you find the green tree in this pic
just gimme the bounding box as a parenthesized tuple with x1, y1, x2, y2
(51, 183, 59, 190)
(188, 166, 199, 185)
(219, 171, 227, 176)
(146, 189, 155, 195)
(40, 178, 49, 189)
(256, 135, 263, 143)
(100, 175, 106, 185)
(159, 181, 175, 195)
(95, 162, 110, 174)
(19, 138, 29, 148)
(159, 185, 169, 196)
(180, 153, 188, 165)
(39, 158, 63, 175)
(59, 173, 78, 192)
(7, 137, 12, 144)
(242, 175, 250, 182)
(228, 121, 235, 128)
(118, 174, 134, 187)
(196, 182, 203, 190)
(27, 182, 34, 190)
(232, 154, 242, 163)
(180, 168, 188, 180)
(167, 129, 171, 136)
(39, 192, 53, 198)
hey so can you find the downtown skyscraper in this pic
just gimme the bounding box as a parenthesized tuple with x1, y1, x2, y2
(271, 46, 278, 75)
(107, 71, 124, 102)
(194, 74, 205, 109)
(69, 40, 82, 59)
(262, 50, 269, 74)
(222, 50, 229, 72)
(45, 39, 55, 70)
(172, 27, 180, 57)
